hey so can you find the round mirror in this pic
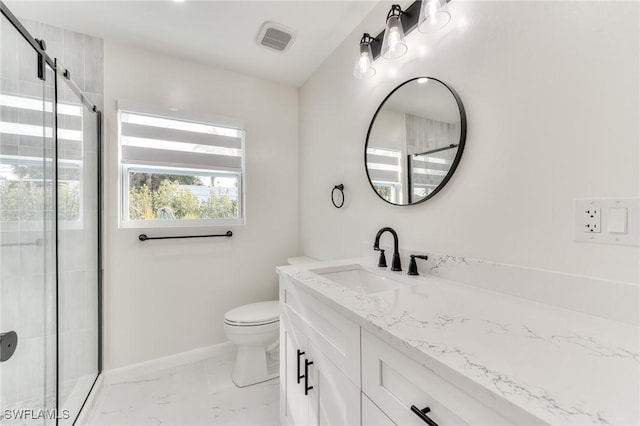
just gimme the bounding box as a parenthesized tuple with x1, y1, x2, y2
(365, 77, 466, 205)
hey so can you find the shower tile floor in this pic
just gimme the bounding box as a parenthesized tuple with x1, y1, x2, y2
(87, 352, 279, 426)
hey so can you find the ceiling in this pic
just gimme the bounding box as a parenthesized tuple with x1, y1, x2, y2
(5, 0, 379, 87)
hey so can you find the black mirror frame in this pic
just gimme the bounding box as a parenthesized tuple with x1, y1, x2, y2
(364, 77, 467, 206)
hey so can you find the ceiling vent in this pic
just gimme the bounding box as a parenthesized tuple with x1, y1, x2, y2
(257, 21, 295, 53)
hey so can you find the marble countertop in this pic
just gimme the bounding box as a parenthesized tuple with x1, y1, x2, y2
(277, 259, 639, 426)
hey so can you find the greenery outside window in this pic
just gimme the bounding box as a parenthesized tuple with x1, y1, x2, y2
(0, 93, 84, 229)
(118, 103, 245, 227)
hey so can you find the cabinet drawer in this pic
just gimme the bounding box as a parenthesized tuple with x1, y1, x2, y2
(362, 330, 512, 426)
(282, 277, 360, 386)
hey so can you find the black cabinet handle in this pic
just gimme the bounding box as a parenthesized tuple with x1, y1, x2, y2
(297, 350, 305, 384)
(411, 405, 439, 426)
(304, 359, 314, 395)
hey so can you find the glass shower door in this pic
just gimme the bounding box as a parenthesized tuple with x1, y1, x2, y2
(56, 73, 99, 426)
(0, 13, 57, 425)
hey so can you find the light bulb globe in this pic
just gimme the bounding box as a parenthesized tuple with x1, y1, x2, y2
(353, 36, 376, 79)
(418, 0, 451, 33)
(381, 15, 407, 59)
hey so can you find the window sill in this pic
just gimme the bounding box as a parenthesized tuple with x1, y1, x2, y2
(119, 218, 244, 230)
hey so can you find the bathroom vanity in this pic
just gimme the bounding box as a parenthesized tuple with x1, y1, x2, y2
(278, 259, 639, 426)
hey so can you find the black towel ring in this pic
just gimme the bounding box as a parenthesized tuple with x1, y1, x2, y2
(331, 184, 345, 208)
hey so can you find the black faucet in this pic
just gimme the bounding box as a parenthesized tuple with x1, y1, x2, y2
(373, 227, 402, 271)
(407, 254, 429, 276)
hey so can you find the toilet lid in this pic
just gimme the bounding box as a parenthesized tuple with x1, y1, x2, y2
(224, 301, 279, 326)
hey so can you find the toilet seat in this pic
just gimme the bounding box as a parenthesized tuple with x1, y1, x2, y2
(224, 301, 279, 327)
(224, 318, 278, 327)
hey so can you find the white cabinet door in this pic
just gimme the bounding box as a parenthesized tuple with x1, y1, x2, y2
(283, 276, 361, 386)
(307, 341, 360, 426)
(362, 393, 396, 426)
(281, 306, 310, 426)
(281, 297, 361, 426)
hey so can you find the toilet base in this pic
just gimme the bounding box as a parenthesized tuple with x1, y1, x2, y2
(231, 344, 279, 387)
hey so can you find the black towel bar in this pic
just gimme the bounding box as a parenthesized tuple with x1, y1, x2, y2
(138, 231, 232, 241)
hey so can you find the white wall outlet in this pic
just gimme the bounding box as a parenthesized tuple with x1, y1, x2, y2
(574, 198, 639, 246)
(583, 207, 601, 233)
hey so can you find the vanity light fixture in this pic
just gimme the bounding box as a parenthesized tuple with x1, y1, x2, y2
(353, 0, 453, 79)
(353, 33, 376, 79)
(381, 5, 408, 59)
(418, 0, 451, 33)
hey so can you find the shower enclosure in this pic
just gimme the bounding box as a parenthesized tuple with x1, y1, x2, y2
(0, 3, 101, 425)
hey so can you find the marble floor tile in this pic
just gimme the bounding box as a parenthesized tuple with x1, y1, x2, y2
(86, 354, 279, 426)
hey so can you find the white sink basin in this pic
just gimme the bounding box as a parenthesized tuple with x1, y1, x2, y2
(310, 264, 412, 295)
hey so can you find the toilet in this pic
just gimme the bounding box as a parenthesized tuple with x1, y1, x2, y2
(224, 301, 280, 387)
(224, 257, 316, 387)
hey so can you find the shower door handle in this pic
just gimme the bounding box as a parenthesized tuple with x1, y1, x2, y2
(0, 331, 18, 362)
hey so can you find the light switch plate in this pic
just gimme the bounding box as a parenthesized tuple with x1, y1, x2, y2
(574, 198, 639, 246)
(607, 208, 627, 233)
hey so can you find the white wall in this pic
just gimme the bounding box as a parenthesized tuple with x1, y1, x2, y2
(299, 1, 639, 284)
(103, 42, 299, 369)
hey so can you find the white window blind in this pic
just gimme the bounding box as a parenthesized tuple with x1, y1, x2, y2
(366, 147, 401, 183)
(117, 104, 245, 227)
(119, 109, 244, 173)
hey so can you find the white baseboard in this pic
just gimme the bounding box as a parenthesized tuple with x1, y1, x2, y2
(103, 341, 235, 384)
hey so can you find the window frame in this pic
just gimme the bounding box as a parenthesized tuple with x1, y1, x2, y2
(117, 101, 246, 229)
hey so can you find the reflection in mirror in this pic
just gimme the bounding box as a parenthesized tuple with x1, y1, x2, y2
(365, 77, 466, 205)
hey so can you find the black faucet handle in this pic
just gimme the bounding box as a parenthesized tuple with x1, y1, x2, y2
(408, 254, 429, 276)
(377, 249, 387, 268)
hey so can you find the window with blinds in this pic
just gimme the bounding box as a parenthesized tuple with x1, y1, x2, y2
(118, 105, 244, 227)
(0, 92, 84, 223)
(366, 147, 401, 204)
